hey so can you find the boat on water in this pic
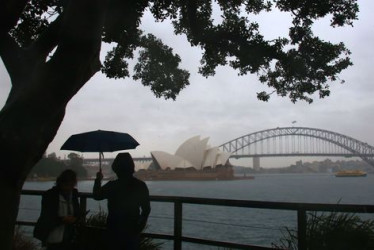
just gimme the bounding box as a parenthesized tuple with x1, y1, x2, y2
(335, 170, 367, 177)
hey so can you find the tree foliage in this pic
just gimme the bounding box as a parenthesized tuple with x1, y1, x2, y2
(7, 0, 358, 103)
(28, 153, 66, 178)
(66, 152, 87, 177)
(29, 152, 87, 178)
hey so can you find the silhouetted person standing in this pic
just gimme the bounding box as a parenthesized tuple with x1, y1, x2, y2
(93, 153, 151, 250)
(34, 169, 80, 250)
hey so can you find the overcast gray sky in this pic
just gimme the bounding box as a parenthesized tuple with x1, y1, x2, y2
(1, 1, 373, 167)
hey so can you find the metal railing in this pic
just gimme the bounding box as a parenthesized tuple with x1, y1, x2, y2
(18, 190, 374, 250)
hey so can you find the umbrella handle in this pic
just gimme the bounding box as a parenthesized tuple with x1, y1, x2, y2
(99, 152, 104, 173)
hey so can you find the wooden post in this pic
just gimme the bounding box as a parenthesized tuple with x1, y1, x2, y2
(297, 209, 307, 250)
(174, 201, 183, 250)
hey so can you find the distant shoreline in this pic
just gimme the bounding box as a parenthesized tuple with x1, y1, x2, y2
(27, 171, 372, 182)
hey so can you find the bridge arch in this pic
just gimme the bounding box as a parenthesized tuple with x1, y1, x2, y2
(219, 127, 374, 167)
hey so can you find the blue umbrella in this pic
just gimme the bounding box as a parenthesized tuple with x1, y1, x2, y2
(61, 130, 139, 171)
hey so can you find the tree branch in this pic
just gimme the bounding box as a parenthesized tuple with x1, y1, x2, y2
(0, 34, 22, 82)
(186, 0, 203, 45)
(28, 14, 63, 63)
(44, 0, 106, 103)
(0, 0, 28, 37)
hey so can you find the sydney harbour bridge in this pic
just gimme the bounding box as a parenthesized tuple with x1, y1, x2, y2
(218, 127, 374, 168)
(83, 127, 374, 168)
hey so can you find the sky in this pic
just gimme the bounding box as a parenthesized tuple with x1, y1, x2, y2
(1, 1, 373, 168)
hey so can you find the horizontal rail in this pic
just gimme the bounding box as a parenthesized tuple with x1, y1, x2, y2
(19, 190, 374, 250)
(151, 195, 374, 213)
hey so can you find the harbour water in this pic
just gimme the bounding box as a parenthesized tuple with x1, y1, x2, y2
(20, 173, 374, 249)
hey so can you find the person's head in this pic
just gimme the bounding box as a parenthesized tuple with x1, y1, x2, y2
(56, 169, 77, 193)
(112, 153, 135, 178)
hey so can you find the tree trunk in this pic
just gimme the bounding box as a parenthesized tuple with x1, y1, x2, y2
(0, 180, 22, 250)
(0, 1, 107, 249)
(0, 80, 67, 250)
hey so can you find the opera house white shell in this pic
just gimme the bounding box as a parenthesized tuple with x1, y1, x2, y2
(151, 136, 231, 170)
(134, 161, 152, 171)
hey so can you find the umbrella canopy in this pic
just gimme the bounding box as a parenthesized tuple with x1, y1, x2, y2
(61, 130, 139, 171)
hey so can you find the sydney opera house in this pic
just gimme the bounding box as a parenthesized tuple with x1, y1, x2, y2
(134, 136, 235, 180)
(151, 136, 231, 170)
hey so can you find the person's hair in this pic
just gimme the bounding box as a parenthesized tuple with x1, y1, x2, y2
(56, 169, 77, 187)
(112, 153, 135, 176)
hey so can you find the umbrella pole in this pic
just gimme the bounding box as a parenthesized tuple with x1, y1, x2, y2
(99, 152, 102, 173)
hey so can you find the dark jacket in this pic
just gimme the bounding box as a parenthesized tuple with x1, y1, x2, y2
(33, 186, 80, 244)
(93, 177, 151, 234)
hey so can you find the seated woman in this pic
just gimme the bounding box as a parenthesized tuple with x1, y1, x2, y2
(34, 169, 80, 250)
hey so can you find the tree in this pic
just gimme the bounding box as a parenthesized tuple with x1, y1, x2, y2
(67, 152, 87, 177)
(28, 152, 66, 178)
(28, 151, 88, 178)
(0, 0, 358, 249)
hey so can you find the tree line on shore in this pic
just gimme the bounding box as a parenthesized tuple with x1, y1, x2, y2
(28, 152, 87, 179)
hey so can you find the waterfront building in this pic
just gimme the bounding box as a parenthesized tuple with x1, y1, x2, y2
(150, 135, 231, 170)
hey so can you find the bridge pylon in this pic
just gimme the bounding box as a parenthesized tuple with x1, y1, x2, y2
(253, 157, 260, 170)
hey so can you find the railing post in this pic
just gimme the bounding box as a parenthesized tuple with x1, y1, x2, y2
(297, 209, 307, 250)
(79, 196, 87, 223)
(174, 200, 182, 250)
